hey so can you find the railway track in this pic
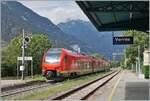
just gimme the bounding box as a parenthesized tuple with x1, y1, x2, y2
(1, 71, 106, 98)
(51, 70, 120, 100)
(1, 80, 46, 92)
(1, 70, 113, 99)
(1, 80, 55, 98)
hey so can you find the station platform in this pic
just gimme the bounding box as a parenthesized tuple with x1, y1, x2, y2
(0, 78, 39, 88)
(110, 70, 149, 100)
(88, 69, 149, 100)
(1, 80, 27, 88)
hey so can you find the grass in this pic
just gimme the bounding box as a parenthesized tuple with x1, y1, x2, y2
(10, 71, 111, 100)
(26, 75, 46, 81)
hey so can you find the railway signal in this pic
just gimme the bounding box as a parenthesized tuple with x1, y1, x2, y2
(24, 36, 29, 48)
(24, 36, 30, 43)
(24, 36, 30, 48)
(21, 29, 31, 80)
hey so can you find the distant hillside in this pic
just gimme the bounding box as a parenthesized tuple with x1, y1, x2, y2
(1, 1, 124, 60)
(1, 1, 95, 53)
(58, 20, 125, 60)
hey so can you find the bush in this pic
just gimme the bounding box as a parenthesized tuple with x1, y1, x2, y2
(143, 65, 149, 79)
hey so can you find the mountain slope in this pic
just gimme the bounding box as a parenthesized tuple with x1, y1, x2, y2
(1, 1, 124, 59)
(1, 1, 94, 53)
(58, 20, 125, 59)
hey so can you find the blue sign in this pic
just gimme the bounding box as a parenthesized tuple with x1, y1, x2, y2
(113, 37, 133, 45)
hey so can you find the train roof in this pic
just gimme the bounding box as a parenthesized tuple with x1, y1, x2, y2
(48, 48, 109, 62)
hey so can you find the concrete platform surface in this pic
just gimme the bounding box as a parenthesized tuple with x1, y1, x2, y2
(112, 70, 149, 100)
(88, 70, 149, 100)
(1, 80, 28, 88)
(125, 82, 149, 100)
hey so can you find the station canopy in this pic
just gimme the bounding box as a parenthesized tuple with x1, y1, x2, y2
(76, 1, 149, 32)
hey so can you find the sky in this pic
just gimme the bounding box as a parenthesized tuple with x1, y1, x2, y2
(18, 1, 89, 24)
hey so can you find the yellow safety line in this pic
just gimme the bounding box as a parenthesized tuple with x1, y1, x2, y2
(108, 70, 124, 101)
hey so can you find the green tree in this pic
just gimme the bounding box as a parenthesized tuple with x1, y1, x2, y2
(2, 37, 22, 76)
(27, 34, 52, 74)
(1, 34, 52, 77)
(123, 30, 149, 67)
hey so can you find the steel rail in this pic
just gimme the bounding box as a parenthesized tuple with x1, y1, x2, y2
(51, 70, 120, 100)
(1, 82, 53, 97)
(2, 70, 112, 98)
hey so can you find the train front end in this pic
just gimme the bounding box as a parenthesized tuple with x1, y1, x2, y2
(42, 48, 62, 79)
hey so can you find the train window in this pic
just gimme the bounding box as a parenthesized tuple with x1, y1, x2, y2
(64, 56, 68, 62)
(84, 62, 87, 69)
(77, 61, 81, 67)
(87, 62, 90, 69)
(45, 49, 62, 64)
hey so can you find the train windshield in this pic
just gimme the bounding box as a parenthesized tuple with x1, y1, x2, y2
(45, 49, 62, 64)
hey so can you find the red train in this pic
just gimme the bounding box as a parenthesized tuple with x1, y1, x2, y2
(42, 48, 110, 79)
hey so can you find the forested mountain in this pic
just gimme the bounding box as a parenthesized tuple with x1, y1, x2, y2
(1, 1, 124, 60)
(1, 1, 94, 53)
(58, 20, 125, 60)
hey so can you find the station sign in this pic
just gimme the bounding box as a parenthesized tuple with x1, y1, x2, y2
(17, 56, 32, 61)
(143, 50, 150, 66)
(20, 65, 25, 71)
(113, 36, 133, 45)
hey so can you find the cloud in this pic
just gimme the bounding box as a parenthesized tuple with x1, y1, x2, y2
(18, 1, 89, 24)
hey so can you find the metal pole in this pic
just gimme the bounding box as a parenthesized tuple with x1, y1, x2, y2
(17, 60, 18, 79)
(54, 40, 57, 48)
(113, 53, 115, 67)
(21, 29, 25, 80)
(138, 45, 141, 74)
(136, 61, 138, 76)
(31, 60, 33, 78)
(112, 32, 114, 68)
(124, 49, 127, 68)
